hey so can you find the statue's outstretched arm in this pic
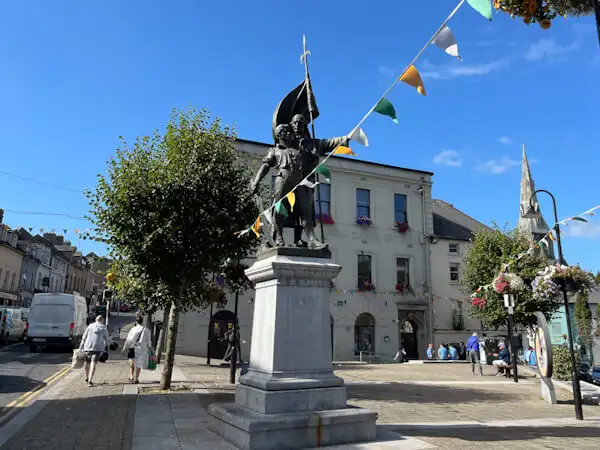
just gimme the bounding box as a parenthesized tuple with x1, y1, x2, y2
(318, 136, 350, 156)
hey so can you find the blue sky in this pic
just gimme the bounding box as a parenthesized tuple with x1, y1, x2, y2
(0, 0, 598, 271)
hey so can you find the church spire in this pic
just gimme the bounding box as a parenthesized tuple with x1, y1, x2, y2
(517, 144, 555, 259)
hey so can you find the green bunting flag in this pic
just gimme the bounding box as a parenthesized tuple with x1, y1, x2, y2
(315, 165, 331, 182)
(374, 98, 398, 123)
(467, 0, 492, 21)
(275, 199, 288, 217)
(571, 217, 588, 222)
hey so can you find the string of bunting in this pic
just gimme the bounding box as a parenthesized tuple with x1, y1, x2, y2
(470, 203, 600, 297)
(236, 0, 492, 238)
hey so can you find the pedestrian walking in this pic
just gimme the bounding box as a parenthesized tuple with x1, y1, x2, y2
(449, 344, 459, 361)
(426, 343, 435, 360)
(438, 343, 449, 360)
(79, 315, 110, 387)
(466, 332, 483, 376)
(123, 314, 152, 384)
(458, 341, 467, 360)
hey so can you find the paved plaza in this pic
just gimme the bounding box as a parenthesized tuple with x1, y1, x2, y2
(1, 349, 599, 449)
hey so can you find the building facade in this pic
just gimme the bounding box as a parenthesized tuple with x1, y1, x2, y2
(0, 215, 24, 307)
(177, 138, 440, 361)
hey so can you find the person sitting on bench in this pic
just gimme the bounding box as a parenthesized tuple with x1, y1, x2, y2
(492, 342, 511, 376)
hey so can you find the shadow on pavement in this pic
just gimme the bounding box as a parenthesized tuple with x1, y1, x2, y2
(382, 422, 600, 442)
(0, 375, 44, 395)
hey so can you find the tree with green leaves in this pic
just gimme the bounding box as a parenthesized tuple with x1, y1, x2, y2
(461, 227, 560, 329)
(86, 107, 259, 389)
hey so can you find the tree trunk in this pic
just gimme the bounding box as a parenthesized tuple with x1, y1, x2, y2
(156, 308, 170, 365)
(160, 300, 180, 390)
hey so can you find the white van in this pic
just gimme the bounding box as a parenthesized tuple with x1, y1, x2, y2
(0, 308, 27, 345)
(28, 293, 88, 352)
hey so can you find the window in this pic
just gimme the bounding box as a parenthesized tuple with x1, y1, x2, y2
(357, 254, 372, 289)
(356, 188, 370, 219)
(0, 269, 3, 289)
(11, 273, 16, 291)
(396, 258, 410, 286)
(4, 271, 10, 290)
(394, 194, 408, 223)
(354, 313, 375, 355)
(37, 273, 42, 289)
(314, 183, 331, 216)
(450, 263, 460, 282)
(449, 243, 459, 254)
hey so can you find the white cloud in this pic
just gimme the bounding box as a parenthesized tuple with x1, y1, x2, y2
(433, 149, 462, 167)
(498, 136, 512, 145)
(524, 38, 580, 61)
(421, 59, 509, 80)
(562, 221, 600, 238)
(475, 157, 520, 174)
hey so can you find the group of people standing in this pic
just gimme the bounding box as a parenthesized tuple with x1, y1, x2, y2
(77, 313, 153, 386)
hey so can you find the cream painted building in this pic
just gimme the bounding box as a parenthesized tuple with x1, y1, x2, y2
(0, 212, 24, 307)
(177, 138, 436, 361)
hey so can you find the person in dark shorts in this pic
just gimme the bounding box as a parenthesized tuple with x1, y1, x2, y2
(79, 315, 110, 387)
(123, 314, 151, 383)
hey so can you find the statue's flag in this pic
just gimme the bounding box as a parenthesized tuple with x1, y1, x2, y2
(272, 78, 319, 140)
(432, 26, 462, 60)
(400, 65, 427, 96)
(348, 127, 369, 147)
(374, 98, 398, 123)
(332, 146, 356, 156)
(467, 0, 492, 20)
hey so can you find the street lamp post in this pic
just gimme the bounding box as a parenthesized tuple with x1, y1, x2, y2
(524, 189, 584, 420)
(503, 293, 518, 383)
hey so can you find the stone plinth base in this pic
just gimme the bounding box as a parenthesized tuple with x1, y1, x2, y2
(208, 403, 377, 450)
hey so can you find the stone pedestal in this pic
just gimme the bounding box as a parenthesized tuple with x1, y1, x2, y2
(209, 248, 377, 450)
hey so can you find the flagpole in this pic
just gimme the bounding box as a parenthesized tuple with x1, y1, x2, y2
(301, 34, 326, 244)
(350, 0, 466, 136)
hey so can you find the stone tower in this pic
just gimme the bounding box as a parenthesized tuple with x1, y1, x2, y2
(517, 145, 555, 261)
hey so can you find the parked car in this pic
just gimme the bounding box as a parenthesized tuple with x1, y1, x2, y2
(119, 304, 131, 312)
(28, 293, 88, 352)
(0, 308, 27, 345)
(591, 366, 600, 386)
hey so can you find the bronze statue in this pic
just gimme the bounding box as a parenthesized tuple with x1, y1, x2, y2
(249, 116, 348, 250)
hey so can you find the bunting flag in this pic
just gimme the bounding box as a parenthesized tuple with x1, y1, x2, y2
(400, 65, 427, 96)
(571, 217, 588, 222)
(582, 206, 600, 216)
(432, 26, 461, 60)
(374, 98, 398, 123)
(286, 192, 296, 212)
(548, 232, 556, 241)
(63, 228, 67, 234)
(300, 179, 319, 189)
(275, 199, 288, 217)
(74, 229, 80, 234)
(332, 146, 356, 156)
(348, 127, 369, 147)
(28, 227, 32, 232)
(251, 217, 261, 238)
(40, 228, 44, 233)
(263, 209, 273, 225)
(467, 0, 492, 20)
(315, 165, 331, 182)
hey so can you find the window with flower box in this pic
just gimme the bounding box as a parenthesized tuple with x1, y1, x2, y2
(356, 188, 371, 220)
(396, 258, 410, 291)
(357, 254, 373, 290)
(394, 194, 408, 223)
(450, 263, 460, 282)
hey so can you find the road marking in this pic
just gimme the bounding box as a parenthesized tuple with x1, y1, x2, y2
(0, 342, 25, 353)
(0, 365, 71, 425)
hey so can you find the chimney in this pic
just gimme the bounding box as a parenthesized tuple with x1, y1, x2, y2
(0, 208, 4, 223)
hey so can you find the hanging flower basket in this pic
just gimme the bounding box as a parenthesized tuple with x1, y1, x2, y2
(316, 213, 335, 225)
(207, 285, 227, 306)
(396, 282, 410, 294)
(493, 0, 594, 27)
(358, 281, 376, 292)
(395, 221, 409, 233)
(356, 216, 372, 227)
(493, 273, 525, 295)
(470, 287, 488, 309)
(532, 264, 596, 299)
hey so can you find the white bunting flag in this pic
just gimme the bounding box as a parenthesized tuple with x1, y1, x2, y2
(348, 127, 369, 147)
(300, 179, 320, 189)
(263, 209, 273, 225)
(583, 205, 600, 216)
(432, 26, 462, 60)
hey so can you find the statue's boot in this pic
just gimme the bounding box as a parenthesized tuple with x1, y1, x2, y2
(294, 227, 307, 248)
(307, 237, 328, 250)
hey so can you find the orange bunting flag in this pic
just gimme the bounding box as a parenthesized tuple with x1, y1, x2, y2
(332, 146, 356, 156)
(400, 65, 427, 96)
(74, 229, 80, 234)
(251, 217, 261, 238)
(286, 192, 296, 212)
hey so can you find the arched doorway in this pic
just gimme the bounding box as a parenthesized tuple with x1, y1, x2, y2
(400, 320, 418, 360)
(208, 310, 236, 360)
(354, 313, 375, 356)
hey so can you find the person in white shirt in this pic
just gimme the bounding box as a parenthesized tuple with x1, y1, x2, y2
(79, 315, 110, 387)
(123, 314, 152, 384)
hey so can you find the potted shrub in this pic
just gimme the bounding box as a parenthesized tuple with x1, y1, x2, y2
(356, 216, 372, 227)
(394, 221, 409, 233)
(316, 213, 335, 225)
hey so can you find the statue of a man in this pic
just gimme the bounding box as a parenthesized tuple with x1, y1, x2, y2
(289, 114, 349, 246)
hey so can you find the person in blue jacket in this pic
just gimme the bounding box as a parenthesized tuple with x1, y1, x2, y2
(466, 332, 483, 375)
(449, 344, 459, 361)
(438, 343, 449, 360)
